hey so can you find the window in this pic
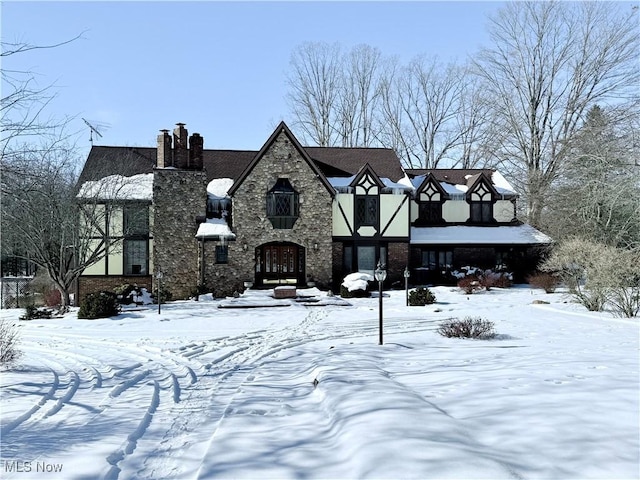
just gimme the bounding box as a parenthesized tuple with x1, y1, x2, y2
(417, 180, 443, 225)
(418, 202, 443, 225)
(216, 245, 228, 264)
(421, 249, 453, 271)
(469, 182, 493, 223)
(355, 196, 378, 228)
(266, 178, 299, 229)
(124, 239, 148, 275)
(470, 202, 493, 223)
(355, 245, 386, 276)
(123, 204, 149, 236)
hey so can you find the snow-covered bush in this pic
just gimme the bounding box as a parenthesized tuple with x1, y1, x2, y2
(20, 305, 55, 320)
(114, 284, 153, 305)
(78, 291, 121, 319)
(454, 267, 512, 292)
(457, 276, 481, 294)
(340, 272, 373, 298)
(437, 317, 496, 339)
(0, 319, 22, 367)
(408, 287, 436, 306)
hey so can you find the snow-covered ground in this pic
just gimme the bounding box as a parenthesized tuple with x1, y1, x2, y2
(1, 286, 638, 479)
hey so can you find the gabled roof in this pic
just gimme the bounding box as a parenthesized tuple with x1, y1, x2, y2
(415, 172, 448, 197)
(227, 121, 335, 196)
(466, 171, 499, 198)
(406, 168, 517, 196)
(77, 123, 407, 195)
(349, 163, 386, 190)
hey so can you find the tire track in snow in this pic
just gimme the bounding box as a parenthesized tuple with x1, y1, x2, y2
(105, 380, 160, 480)
(141, 312, 327, 479)
(0, 368, 59, 436)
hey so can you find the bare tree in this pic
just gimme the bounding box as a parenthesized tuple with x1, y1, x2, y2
(377, 56, 482, 168)
(286, 42, 343, 147)
(1, 36, 82, 157)
(474, 1, 639, 227)
(336, 44, 383, 147)
(285, 43, 489, 169)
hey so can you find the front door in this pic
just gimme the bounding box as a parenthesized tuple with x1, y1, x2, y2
(256, 242, 305, 286)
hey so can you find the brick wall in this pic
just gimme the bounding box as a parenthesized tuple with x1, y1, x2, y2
(387, 242, 409, 287)
(78, 276, 152, 302)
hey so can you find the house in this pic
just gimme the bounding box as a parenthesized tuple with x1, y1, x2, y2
(76, 122, 552, 300)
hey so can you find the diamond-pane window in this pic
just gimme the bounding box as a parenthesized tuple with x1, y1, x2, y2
(266, 178, 299, 229)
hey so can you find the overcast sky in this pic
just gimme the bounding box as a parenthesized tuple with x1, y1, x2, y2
(3, 1, 504, 157)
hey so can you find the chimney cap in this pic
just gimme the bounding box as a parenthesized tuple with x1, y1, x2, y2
(175, 122, 186, 127)
(160, 129, 170, 134)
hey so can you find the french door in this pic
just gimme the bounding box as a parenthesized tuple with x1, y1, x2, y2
(256, 242, 305, 285)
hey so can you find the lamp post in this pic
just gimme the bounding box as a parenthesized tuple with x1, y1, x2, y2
(404, 266, 410, 306)
(156, 270, 164, 314)
(374, 261, 387, 345)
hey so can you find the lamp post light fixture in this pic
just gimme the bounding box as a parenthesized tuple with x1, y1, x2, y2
(374, 260, 387, 345)
(156, 270, 164, 314)
(403, 266, 410, 306)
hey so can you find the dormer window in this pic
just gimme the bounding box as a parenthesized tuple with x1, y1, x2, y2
(469, 182, 494, 223)
(266, 178, 299, 229)
(352, 169, 383, 231)
(415, 175, 445, 226)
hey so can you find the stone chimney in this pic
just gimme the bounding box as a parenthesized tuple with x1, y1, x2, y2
(189, 133, 204, 170)
(173, 123, 188, 169)
(157, 129, 172, 168)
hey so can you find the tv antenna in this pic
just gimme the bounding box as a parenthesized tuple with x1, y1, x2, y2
(82, 118, 109, 145)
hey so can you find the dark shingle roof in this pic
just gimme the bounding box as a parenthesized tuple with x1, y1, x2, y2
(405, 168, 496, 186)
(306, 147, 405, 182)
(79, 145, 406, 187)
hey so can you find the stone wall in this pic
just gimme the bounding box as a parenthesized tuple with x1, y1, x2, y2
(153, 169, 208, 299)
(206, 129, 333, 296)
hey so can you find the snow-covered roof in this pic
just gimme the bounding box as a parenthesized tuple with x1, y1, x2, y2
(410, 225, 553, 245)
(195, 218, 236, 239)
(328, 176, 413, 191)
(409, 171, 517, 197)
(207, 178, 234, 199)
(491, 171, 517, 195)
(76, 173, 153, 201)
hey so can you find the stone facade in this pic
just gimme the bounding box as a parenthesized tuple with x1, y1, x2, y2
(153, 169, 207, 299)
(203, 129, 333, 297)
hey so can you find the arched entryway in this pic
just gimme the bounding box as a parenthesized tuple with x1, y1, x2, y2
(255, 241, 305, 287)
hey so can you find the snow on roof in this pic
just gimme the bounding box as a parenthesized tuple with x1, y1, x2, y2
(327, 176, 413, 191)
(491, 171, 517, 195)
(410, 224, 553, 245)
(410, 172, 517, 196)
(76, 173, 153, 201)
(195, 218, 236, 239)
(207, 178, 234, 198)
(440, 182, 468, 194)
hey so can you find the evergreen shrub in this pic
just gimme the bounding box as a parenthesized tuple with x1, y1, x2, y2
(78, 291, 120, 319)
(408, 287, 436, 306)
